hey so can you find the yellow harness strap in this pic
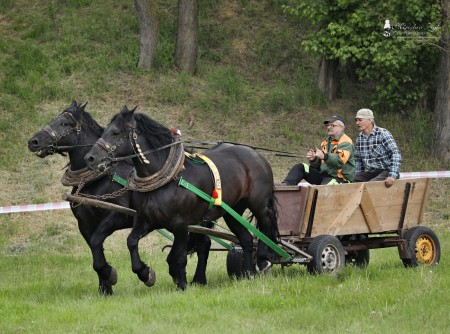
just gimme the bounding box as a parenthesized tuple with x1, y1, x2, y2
(185, 152, 222, 206)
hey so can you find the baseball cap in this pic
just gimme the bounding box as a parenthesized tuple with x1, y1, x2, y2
(355, 108, 374, 120)
(324, 115, 345, 125)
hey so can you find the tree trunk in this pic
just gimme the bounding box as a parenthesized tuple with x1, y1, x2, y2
(318, 56, 341, 100)
(175, 0, 199, 74)
(432, 2, 450, 162)
(134, 0, 159, 70)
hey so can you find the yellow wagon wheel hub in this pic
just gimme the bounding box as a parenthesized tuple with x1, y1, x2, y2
(415, 235, 436, 264)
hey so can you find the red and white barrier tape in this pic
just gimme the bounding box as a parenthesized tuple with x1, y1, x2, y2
(400, 171, 450, 179)
(0, 171, 448, 214)
(0, 202, 70, 214)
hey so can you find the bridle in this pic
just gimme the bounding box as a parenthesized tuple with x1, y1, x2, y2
(41, 112, 91, 154)
(93, 126, 181, 172)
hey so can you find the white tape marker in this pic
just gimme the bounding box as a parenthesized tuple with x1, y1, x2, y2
(0, 202, 70, 214)
(400, 171, 450, 179)
(0, 171, 448, 214)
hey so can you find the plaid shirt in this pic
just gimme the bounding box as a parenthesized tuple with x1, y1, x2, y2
(355, 126, 402, 178)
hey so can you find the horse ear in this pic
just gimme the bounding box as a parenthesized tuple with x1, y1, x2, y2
(79, 101, 88, 112)
(120, 105, 136, 119)
(70, 100, 77, 108)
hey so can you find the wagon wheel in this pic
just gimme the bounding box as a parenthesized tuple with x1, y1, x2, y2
(226, 247, 257, 278)
(402, 226, 441, 267)
(307, 235, 345, 274)
(226, 247, 245, 278)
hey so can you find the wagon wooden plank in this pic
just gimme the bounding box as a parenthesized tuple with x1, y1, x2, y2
(295, 178, 430, 237)
(359, 184, 384, 233)
(63, 193, 138, 216)
(187, 225, 240, 244)
(274, 185, 308, 236)
(324, 183, 364, 235)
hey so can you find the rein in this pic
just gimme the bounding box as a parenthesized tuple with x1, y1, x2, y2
(96, 134, 182, 165)
(183, 140, 305, 158)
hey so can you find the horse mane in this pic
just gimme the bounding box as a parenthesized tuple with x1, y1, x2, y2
(80, 111, 104, 137)
(114, 112, 173, 149)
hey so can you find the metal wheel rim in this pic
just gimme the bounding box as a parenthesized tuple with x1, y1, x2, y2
(320, 245, 340, 272)
(415, 235, 436, 264)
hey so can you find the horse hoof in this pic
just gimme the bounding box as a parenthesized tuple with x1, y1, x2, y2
(191, 280, 207, 286)
(109, 268, 118, 285)
(98, 284, 113, 295)
(144, 269, 156, 287)
(256, 261, 272, 274)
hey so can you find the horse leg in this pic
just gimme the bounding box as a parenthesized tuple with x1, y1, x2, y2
(189, 231, 211, 285)
(167, 228, 189, 290)
(90, 230, 118, 295)
(78, 220, 116, 295)
(224, 210, 256, 277)
(251, 195, 279, 274)
(127, 217, 156, 287)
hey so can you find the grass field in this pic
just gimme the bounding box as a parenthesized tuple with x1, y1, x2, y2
(1, 224, 449, 334)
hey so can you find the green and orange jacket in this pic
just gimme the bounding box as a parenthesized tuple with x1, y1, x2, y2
(310, 132, 356, 182)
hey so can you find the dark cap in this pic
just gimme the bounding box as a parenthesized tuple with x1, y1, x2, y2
(324, 115, 345, 125)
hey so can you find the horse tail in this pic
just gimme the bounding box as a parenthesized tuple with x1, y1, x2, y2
(254, 189, 279, 240)
(267, 190, 280, 239)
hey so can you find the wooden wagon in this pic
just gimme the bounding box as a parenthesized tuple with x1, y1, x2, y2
(224, 177, 441, 275)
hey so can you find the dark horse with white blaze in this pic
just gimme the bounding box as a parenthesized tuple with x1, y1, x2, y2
(27, 101, 211, 294)
(84, 106, 280, 290)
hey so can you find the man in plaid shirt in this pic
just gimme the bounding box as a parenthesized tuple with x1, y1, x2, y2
(354, 109, 402, 188)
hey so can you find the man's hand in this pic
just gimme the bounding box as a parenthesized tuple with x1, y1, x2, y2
(306, 149, 316, 161)
(385, 176, 395, 188)
(314, 147, 325, 160)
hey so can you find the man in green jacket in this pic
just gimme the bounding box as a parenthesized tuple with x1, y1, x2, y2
(282, 115, 355, 185)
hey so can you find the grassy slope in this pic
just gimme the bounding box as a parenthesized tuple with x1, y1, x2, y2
(0, 1, 449, 332)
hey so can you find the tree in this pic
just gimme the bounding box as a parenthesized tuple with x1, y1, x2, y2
(134, 0, 159, 70)
(433, 1, 450, 162)
(175, 0, 199, 74)
(283, 0, 441, 109)
(318, 57, 340, 99)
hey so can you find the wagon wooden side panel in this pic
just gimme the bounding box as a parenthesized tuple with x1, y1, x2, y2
(296, 178, 430, 237)
(274, 185, 308, 236)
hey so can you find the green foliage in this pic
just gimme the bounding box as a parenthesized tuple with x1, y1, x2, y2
(283, 0, 441, 110)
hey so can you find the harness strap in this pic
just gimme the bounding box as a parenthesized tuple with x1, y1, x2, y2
(185, 152, 222, 206)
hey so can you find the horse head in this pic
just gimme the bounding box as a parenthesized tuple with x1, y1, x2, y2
(84, 105, 138, 172)
(27, 100, 90, 157)
(84, 105, 173, 174)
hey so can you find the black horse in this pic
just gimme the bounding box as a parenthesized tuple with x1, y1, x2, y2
(27, 101, 212, 294)
(84, 106, 280, 290)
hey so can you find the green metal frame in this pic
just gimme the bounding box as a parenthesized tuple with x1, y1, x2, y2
(178, 177, 293, 261)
